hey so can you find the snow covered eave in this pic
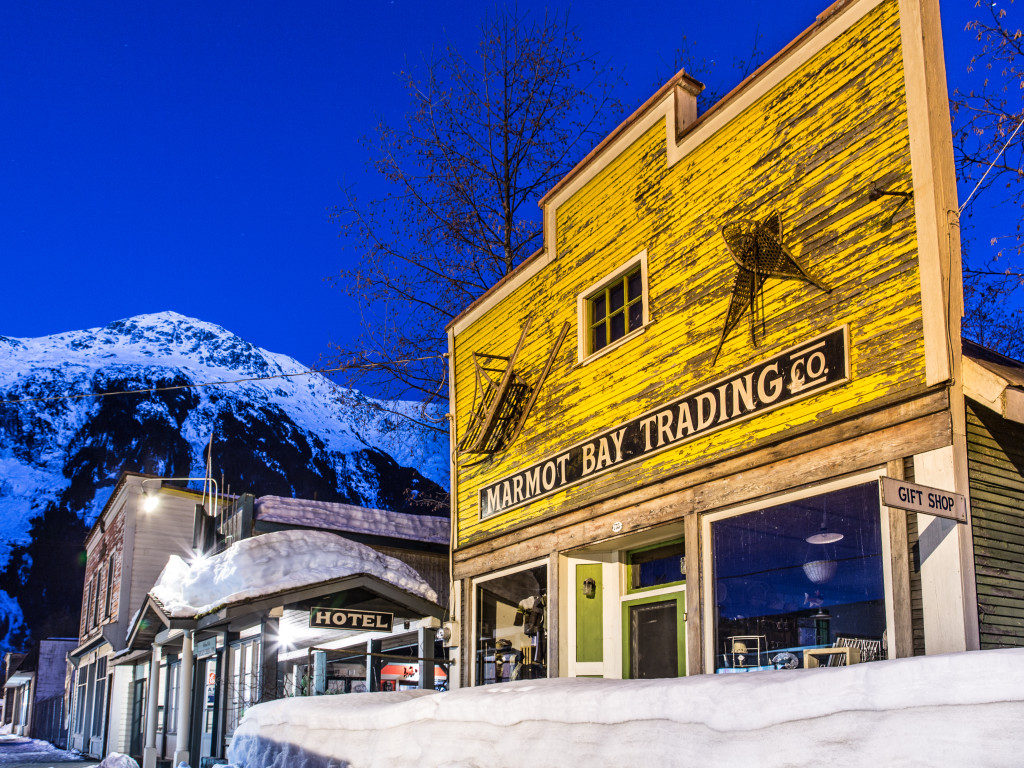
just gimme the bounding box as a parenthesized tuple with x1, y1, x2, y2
(194, 572, 445, 634)
(125, 594, 195, 652)
(963, 339, 1024, 424)
(3, 670, 32, 688)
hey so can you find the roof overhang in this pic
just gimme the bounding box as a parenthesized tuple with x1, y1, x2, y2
(963, 340, 1024, 424)
(67, 632, 111, 666)
(125, 595, 196, 652)
(3, 671, 32, 688)
(193, 572, 445, 633)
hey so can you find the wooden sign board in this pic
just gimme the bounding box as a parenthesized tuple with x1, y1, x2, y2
(309, 607, 394, 632)
(194, 636, 217, 659)
(879, 477, 967, 523)
(479, 327, 849, 519)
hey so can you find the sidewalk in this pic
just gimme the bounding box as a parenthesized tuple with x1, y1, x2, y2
(0, 734, 101, 767)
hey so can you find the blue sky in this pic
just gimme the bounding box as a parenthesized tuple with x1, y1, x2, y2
(0, 1, 996, 374)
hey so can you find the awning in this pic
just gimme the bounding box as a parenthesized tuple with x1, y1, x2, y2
(963, 339, 1024, 424)
(192, 572, 445, 633)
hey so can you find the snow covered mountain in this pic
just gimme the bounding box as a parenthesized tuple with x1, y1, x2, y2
(0, 312, 449, 650)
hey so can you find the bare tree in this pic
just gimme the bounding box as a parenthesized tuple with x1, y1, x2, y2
(328, 8, 621, 431)
(655, 28, 767, 113)
(952, 0, 1024, 358)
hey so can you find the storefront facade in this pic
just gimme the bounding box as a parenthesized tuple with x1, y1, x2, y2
(448, 0, 980, 684)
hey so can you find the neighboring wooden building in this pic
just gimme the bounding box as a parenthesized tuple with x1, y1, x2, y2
(446, 0, 1002, 685)
(1, 638, 77, 744)
(66, 472, 202, 759)
(118, 494, 449, 768)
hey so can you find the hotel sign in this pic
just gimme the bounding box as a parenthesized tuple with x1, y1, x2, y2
(309, 607, 394, 632)
(480, 327, 849, 519)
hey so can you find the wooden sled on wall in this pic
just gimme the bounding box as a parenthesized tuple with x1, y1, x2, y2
(459, 317, 570, 460)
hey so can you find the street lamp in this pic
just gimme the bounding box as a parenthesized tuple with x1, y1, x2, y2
(140, 476, 220, 518)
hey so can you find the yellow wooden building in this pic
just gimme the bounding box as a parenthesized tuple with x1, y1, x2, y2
(445, 0, 1020, 684)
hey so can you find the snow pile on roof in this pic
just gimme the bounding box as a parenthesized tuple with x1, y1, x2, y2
(151, 530, 438, 618)
(254, 496, 448, 545)
(225, 648, 1024, 768)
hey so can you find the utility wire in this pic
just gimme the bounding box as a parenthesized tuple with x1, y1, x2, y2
(2, 355, 445, 405)
(959, 114, 1024, 215)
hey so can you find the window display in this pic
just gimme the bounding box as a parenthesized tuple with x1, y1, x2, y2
(475, 564, 547, 684)
(712, 483, 886, 672)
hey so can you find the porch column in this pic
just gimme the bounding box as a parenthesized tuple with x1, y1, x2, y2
(418, 625, 436, 690)
(313, 651, 327, 695)
(172, 630, 193, 767)
(365, 639, 382, 692)
(142, 644, 162, 768)
(260, 616, 281, 702)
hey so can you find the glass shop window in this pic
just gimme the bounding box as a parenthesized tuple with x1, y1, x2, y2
(475, 564, 548, 685)
(629, 539, 685, 591)
(711, 483, 886, 673)
(165, 662, 179, 733)
(226, 638, 261, 736)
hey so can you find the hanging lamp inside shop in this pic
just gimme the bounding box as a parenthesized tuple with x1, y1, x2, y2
(803, 506, 844, 584)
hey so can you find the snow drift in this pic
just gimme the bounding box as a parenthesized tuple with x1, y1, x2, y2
(225, 648, 1024, 768)
(151, 530, 438, 617)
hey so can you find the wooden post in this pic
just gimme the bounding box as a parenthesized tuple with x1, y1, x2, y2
(886, 459, 914, 658)
(418, 627, 436, 690)
(260, 617, 280, 702)
(142, 645, 161, 768)
(172, 631, 193, 768)
(313, 651, 327, 696)
(365, 639, 382, 693)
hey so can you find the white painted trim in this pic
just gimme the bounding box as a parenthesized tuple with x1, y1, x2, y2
(899, 0, 962, 386)
(667, 0, 883, 167)
(963, 356, 1024, 424)
(620, 583, 686, 603)
(700, 468, 888, 673)
(575, 249, 649, 365)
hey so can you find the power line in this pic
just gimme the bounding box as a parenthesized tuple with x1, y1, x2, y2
(2, 355, 446, 405)
(959, 114, 1024, 215)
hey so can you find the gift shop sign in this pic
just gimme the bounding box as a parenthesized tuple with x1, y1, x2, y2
(879, 477, 967, 523)
(479, 327, 849, 519)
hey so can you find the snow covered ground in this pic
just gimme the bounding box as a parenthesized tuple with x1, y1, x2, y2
(223, 648, 1024, 768)
(0, 734, 90, 765)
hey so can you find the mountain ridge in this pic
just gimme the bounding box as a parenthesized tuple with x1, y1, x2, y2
(0, 311, 449, 651)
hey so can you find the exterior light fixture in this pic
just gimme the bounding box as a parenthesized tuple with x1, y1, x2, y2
(139, 476, 220, 517)
(582, 578, 597, 599)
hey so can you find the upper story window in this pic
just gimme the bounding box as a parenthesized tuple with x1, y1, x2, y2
(577, 250, 649, 363)
(105, 557, 115, 619)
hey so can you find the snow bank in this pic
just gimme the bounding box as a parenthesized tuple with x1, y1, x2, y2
(226, 648, 1024, 768)
(0, 734, 85, 764)
(97, 753, 140, 768)
(151, 530, 437, 617)
(254, 496, 449, 545)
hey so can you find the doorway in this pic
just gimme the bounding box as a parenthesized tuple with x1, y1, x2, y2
(622, 590, 686, 679)
(129, 677, 146, 759)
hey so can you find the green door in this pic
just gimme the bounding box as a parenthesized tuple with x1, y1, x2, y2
(622, 590, 686, 679)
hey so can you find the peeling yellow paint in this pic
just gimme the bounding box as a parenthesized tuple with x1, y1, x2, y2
(453, 0, 923, 546)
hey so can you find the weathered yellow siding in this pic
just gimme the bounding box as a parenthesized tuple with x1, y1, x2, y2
(454, 0, 925, 547)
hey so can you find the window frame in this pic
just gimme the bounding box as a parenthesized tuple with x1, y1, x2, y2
(470, 558, 551, 687)
(700, 469, 895, 673)
(576, 249, 650, 364)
